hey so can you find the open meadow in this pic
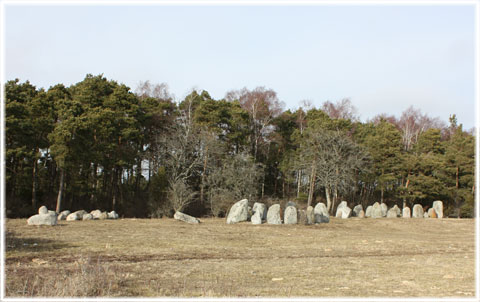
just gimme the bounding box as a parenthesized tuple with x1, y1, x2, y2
(4, 217, 476, 298)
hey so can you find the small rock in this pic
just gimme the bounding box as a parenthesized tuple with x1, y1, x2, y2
(427, 208, 437, 218)
(386, 208, 398, 218)
(285, 201, 297, 208)
(58, 210, 70, 220)
(174, 211, 200, 224)
(402, 207, 411, 218)
(298, 210, 308, 225)
(90, 210, 102, 219)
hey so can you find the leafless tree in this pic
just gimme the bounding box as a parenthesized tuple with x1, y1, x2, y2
(321, 98, 359, 121)
(226, 87, 284, 160)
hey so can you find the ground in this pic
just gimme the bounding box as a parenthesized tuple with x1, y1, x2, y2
(4, 217, 476, 297)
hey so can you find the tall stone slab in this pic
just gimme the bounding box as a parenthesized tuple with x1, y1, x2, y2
(226, 199, 249, 224)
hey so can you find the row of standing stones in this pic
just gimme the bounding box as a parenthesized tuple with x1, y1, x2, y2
(27, 206, 119, 226)
(225, 199, 444, 225)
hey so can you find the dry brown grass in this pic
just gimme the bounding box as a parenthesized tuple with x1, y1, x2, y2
(4, 217, 476, 297)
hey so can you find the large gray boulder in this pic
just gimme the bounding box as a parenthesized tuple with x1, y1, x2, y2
(380, 203, 388, 217)
(412, 204, 424, 218)
(365, 205, 373, 217)
(27, 211, 57, 226)
(252, 202, 267, 221)
(174, 211, 200, 224)
(90, 210, 102, 219)
(284, 206, 298, 224)
(402, 207, 411, 218)
(108, 211, 119, 219)
(353, 205, 363, 217)
(267, 204, 282, 224)
(66, 210, 87, 221)
(306, 206, 315, 225)
(38, 205, 48, 215)
(82, 213, 94, 221)
(226, 199, 249, 224)
(58, 210, 70, 220)
(433, 200, 443, 218)
(314, 202, 328, 217)
(371, 202, 383, 218)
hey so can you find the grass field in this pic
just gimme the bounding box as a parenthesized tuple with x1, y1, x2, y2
(4, 217, 476, 298)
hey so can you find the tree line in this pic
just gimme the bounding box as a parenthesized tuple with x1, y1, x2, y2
(5, 74, 475, 218)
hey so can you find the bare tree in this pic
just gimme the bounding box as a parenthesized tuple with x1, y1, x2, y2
(322, 98, 359, 121)
(226, 87, 284, 160)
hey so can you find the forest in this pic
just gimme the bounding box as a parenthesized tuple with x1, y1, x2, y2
(5, 74, 475, 218)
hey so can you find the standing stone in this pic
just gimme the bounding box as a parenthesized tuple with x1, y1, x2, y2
(252, 202, 267, 220)
(27, 213, 57, 226)
(284, 206, 298, 224)
(266, 204, 282, 224)
(433, 200, 443, 218)
(412, 204, 424, 218)
(380, 203, 388, 217)
(298, 210, 308, 225)
(174, 211, 200, 224)
(306, 206, 315, 225)
(353, 205, 363, 217)
(226, 199, 249, 224)
(251, 211, 263, 225)
(336, 206, 352, 219)
(365, 205, 373, 218)
(314, 203, 328, 217)
(108, 211, 119, 219)
(371, 202, 383, 218)
(402, 207, 411, 218)
(427, 208, 437, 218)
(357, 210, 365, 218)
(38, 206, 48, 215)
(424, 212, 429, 218)
(58, 210, 70, 220)
(387, 208, 398, 218)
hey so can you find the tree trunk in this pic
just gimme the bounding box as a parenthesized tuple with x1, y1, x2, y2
(31, 150, 38, 209)
(55, 168, 65, 213)
(307, 164, 316, 207)
(297, 169, 302, 198)
(200, 146, 209, 206)
(325, 186, 332, 213)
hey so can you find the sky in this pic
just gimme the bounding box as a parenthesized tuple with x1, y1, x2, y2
(3, 3, 477, 129)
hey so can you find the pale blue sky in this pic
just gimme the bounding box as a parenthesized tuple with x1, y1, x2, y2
(4, 4, 476, 128)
